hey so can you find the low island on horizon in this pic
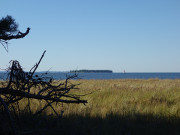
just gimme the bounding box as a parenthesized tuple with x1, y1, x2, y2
(70, 70, 113, 73)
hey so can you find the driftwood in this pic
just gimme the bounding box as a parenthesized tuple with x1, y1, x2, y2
(0, 51, 87, 134)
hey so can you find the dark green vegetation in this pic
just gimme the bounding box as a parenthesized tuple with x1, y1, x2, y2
(70, 70, 113, 73)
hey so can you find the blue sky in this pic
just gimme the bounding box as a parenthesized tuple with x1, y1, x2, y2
(0, 0, 180, 72)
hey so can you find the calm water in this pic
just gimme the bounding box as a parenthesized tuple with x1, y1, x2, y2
(1, 72, 180, 80)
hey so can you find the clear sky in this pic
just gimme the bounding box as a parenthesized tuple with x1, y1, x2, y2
(0, 0, 180, 72)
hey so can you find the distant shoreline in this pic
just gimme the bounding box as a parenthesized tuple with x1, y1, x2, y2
(1, 72, 180, 80)
(70, 70, 113, 73)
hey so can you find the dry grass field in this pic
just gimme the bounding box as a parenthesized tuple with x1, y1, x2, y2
(1, 79, 180, 134)
(65, 79, 180, 117)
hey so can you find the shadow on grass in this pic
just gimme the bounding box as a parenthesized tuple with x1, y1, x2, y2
(1, 112, 180, 135)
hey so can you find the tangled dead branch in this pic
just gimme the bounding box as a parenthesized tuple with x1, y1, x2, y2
(0, 50, 87, 134)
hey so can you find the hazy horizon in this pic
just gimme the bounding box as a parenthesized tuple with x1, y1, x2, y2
(1, 0, 180, 72)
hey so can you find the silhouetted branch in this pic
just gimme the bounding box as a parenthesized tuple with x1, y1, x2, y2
(0, 51, 87, 112)
(0, 15, 87, 134)
(0, 87, 87, 104)
(0, 51, 87, 134)
(0, 27, 30, 41)
(29, 50, 46, 77)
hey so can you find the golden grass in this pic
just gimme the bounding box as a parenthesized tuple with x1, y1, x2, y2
(30, 79, 180, 119)
(2, 79, 180, 134)
(9, 79, 180, 119)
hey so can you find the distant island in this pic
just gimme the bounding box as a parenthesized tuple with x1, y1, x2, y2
(70, 70, 113, 73)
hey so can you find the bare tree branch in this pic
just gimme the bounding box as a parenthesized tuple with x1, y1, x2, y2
(0, 27, 30, 41)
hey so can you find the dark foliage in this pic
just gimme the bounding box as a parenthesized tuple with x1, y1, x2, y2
(0, 15, 18, 36)
(0, 15, 30, 51)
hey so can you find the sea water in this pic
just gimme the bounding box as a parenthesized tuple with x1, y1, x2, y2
(1, 72, 180, 80)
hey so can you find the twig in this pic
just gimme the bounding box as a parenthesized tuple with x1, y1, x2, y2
(29, 50, 46, 78)
(33, 100, 54, 117)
